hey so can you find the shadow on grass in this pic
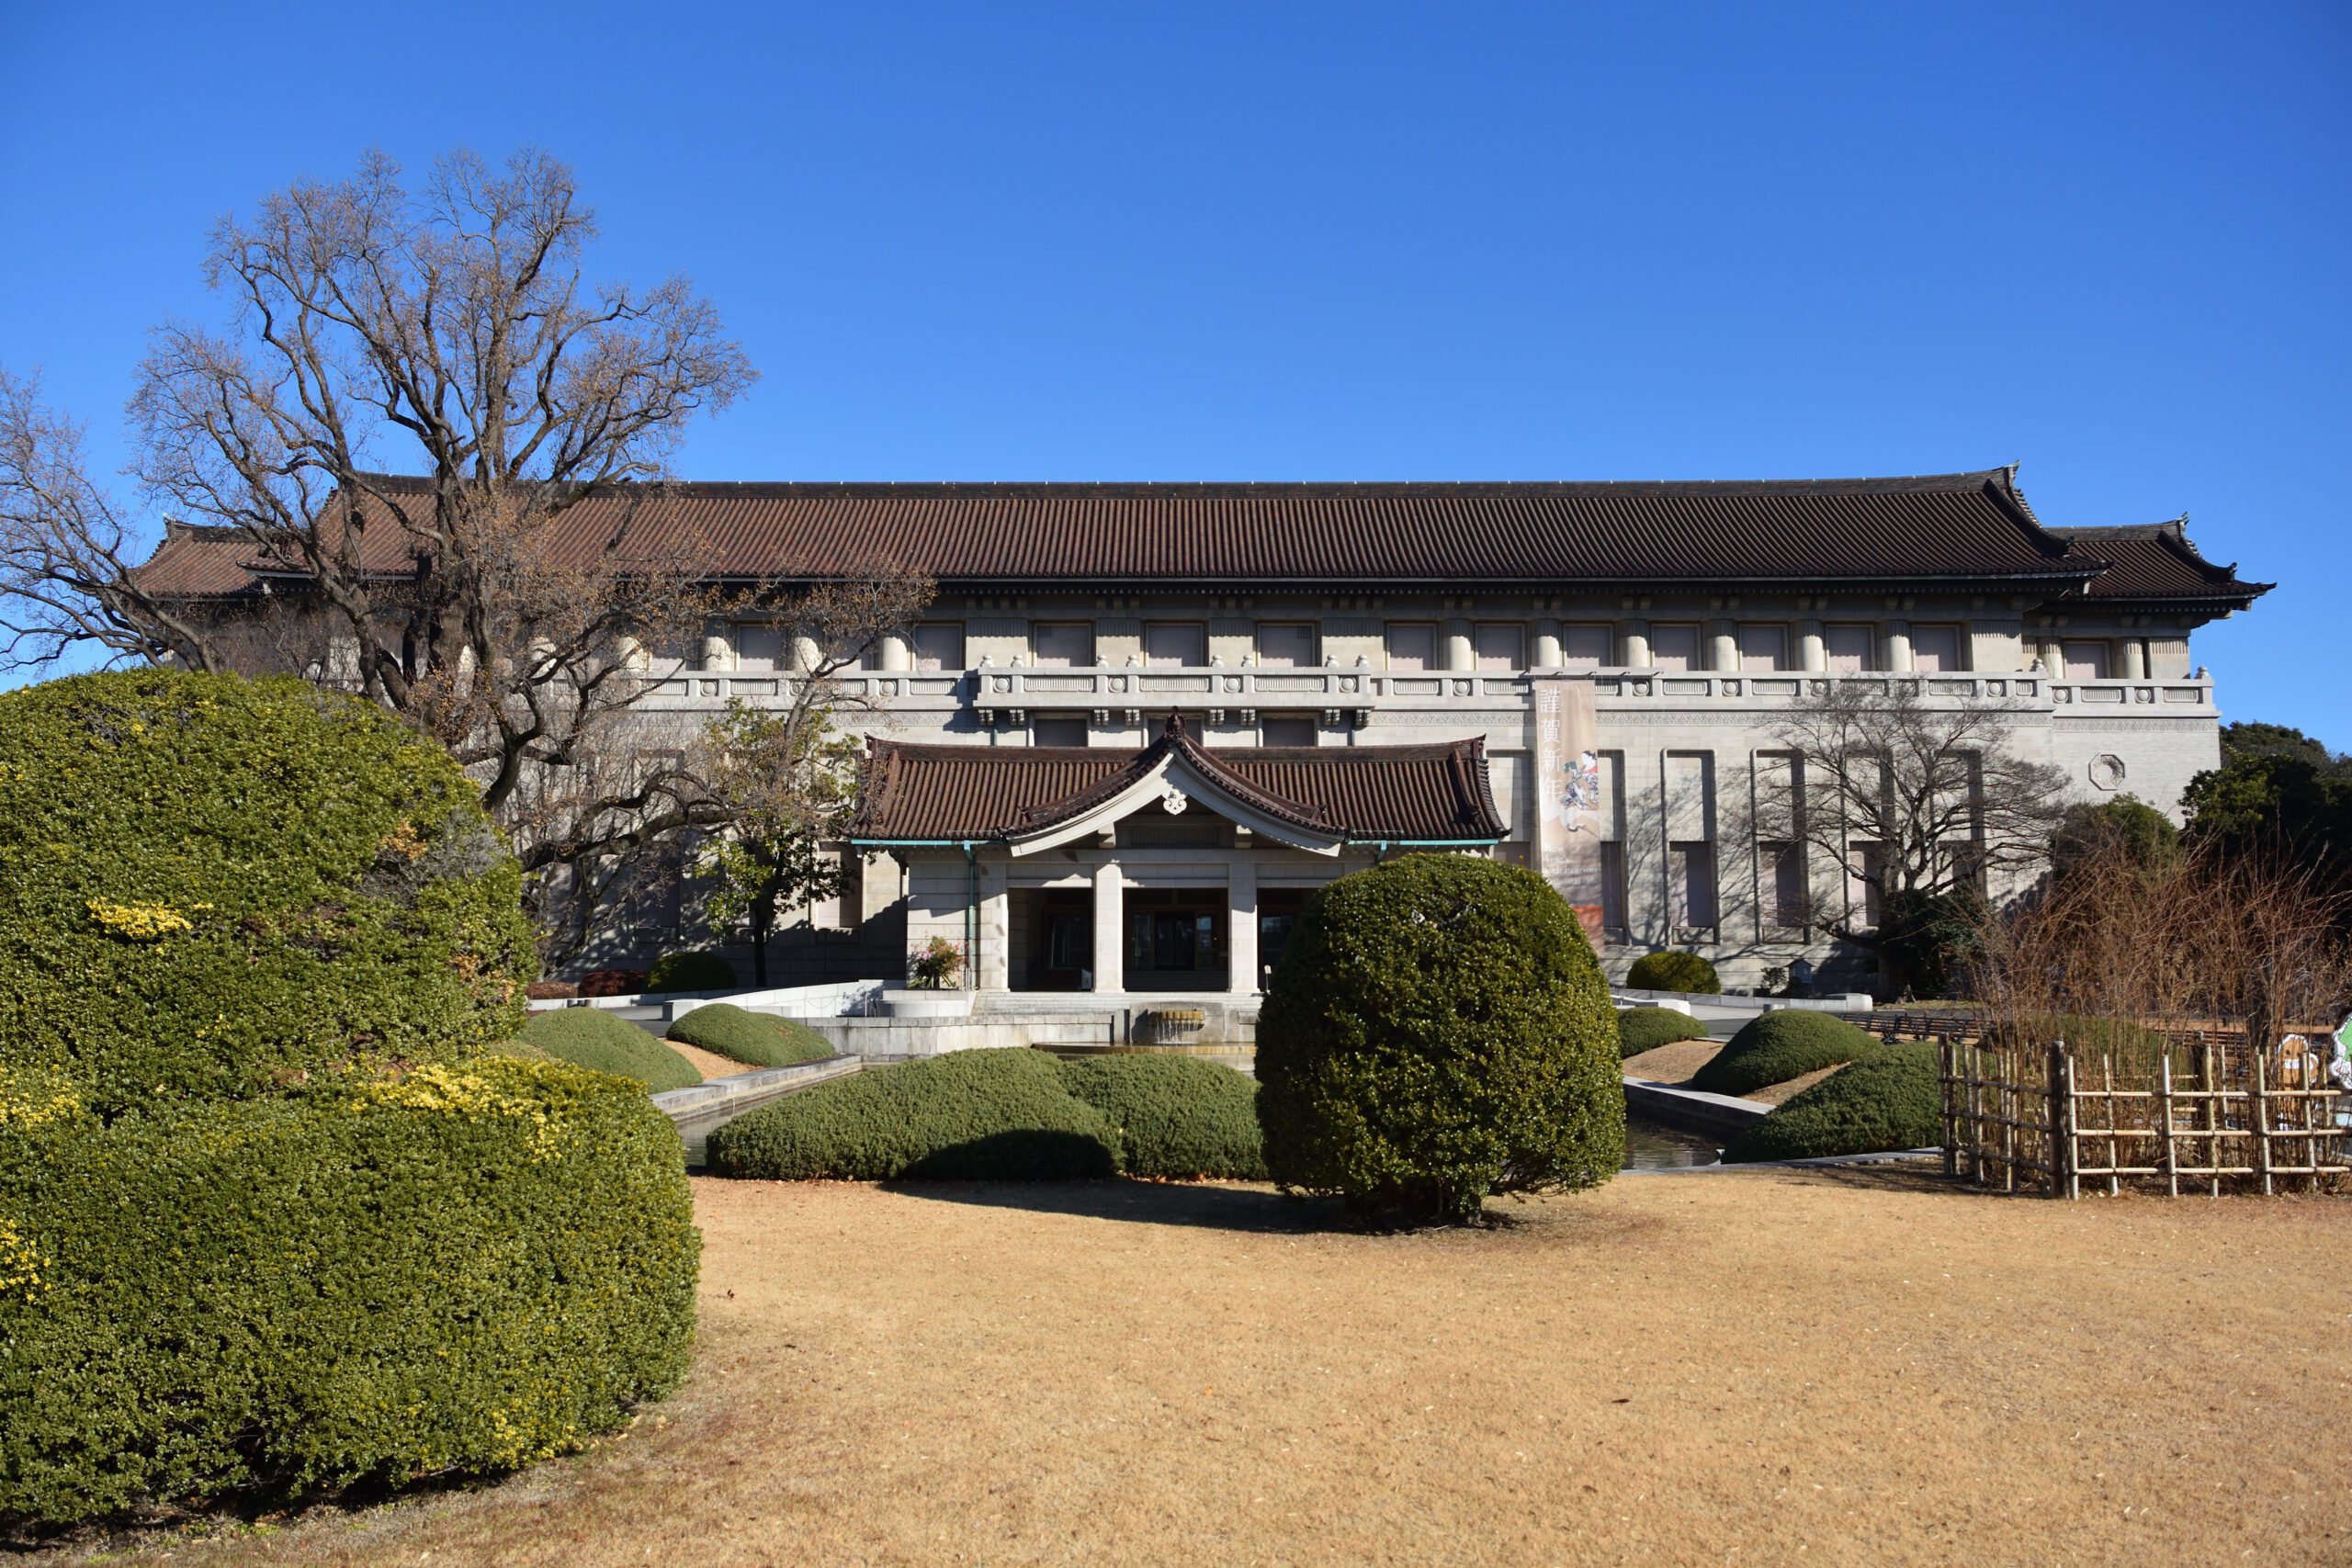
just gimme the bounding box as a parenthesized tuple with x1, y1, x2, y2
(876, 1176, 1591, 1236)
(877, 1176, 1349, 1234)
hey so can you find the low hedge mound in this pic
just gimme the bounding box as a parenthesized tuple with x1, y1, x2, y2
(1689, 1010, 1880, 1098)
(0, 1057, 699, 1524)
(1625, 951, 1721, 994)
(1058, 1055, 1265, 1179)
(0, 670, 534, 1115)
(707, 1049, 1118, 1180)
(1722, 1043, 1940, 1162)
(665, 1003, 836, 1068)
(645, 952, 736, 993)
(519, 1008, 702, 1093)
(1616, 1007, 1711, 1059)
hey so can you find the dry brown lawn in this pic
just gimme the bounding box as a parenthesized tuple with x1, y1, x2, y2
(65, 1170, 2352, 1567)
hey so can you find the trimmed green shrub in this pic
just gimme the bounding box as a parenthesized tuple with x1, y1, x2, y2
(1625, 950, 1722, 994)
(707, 1048, 1118, 1180)
(0, 1056, 699, 1524)
(645, 951, 736, 993)
(1616, 1007, 1712, 1059)
(1254, 855, 1622, 1223)
(520, 1008, 702, 1093)
(1058, 1055, 1265, 1179)
(665, 1003, 835, 1067)
(1689, 1010, 1880, 1098)
(0, 671, 535, 1115)
(1722, 1043, 1940, 1162)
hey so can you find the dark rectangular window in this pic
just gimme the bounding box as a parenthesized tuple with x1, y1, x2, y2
(1600, 841, 1627, 931)
(1765, 842, 1806, 928)
(1033, 716, 1088, 747)
(1670, 841, 1717, 930)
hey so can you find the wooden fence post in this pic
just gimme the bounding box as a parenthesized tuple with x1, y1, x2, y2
(2046, 1043, 2074, 1200)
(1939, 1035, 1957, 1179)
(2253, 1045, 2273, 1198)
(2159, 1053, 2178, 1199)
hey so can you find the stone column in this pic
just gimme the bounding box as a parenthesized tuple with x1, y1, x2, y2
(1091, 861, 1125, 994)
(1798, 620, 1825, 672)
(878, 631, 912, 671)
(1532, 618, 1562, 670)
(1885, 620, 1913, 673)
(978, 859, 1009, 992)
(791, 634, 823, 673)
(2120, 638, 2147, 679)
(1444, 618, 1476, 672)
(701, 626, 734, 671)
(1622, 619, 1652, 668)
(1227, 859, 1259, 995)
(1709, 620, 1738, 673)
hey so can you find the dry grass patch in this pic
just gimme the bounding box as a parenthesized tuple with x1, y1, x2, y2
(47, 1172, 2352, 1567)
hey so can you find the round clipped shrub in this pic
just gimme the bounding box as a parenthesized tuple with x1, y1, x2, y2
(519, 1007, 702, 1093)
(666, 1003, 835, 1067)
(1616, 1007, 1712, 1059)
(1722, 1043, 1940, 1162)
(1625, 950, 1722, 994)
(645, 951, 736, 993)
(1254, 854, 1622, 1223)
(1689, 1010, 1880, 1098)
(0, 1056, 699, 1524)
(707, 1048, 1118, 1180)
(1058, 1054, 1265, 1179)
(0, 670, 533, 1113)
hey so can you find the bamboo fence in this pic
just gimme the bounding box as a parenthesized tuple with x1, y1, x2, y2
(1938, 1036, 2352, 1198)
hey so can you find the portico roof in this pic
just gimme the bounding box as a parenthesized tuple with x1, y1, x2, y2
(849, 716, 1506, 853)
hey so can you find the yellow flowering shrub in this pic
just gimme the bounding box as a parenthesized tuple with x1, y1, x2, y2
(0, 671, 535, 1114)
(84, 898, 192, 940)
(0, 1056, 696, 1523)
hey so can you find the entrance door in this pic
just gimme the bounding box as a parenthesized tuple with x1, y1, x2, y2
(1124, 889, 1226, 987)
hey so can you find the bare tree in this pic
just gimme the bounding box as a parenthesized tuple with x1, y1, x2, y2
(0, 370, 223, 670)
(1969, 833, 2352, 1066)
(1753, 680, 2071, 961)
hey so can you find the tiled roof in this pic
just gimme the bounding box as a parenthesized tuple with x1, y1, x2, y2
(851, 718, 1506, 843)
(2052, 522, 2273, 606)
(130, 468, 2226, 599)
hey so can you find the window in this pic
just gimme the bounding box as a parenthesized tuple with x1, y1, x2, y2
(1046, 913, 1090, 972)
(1475, 623, 1523, 671)
(1261, 716, 1316, 747)
(1737, 624, 1788, 671)
(1258, 624, 1316, 668)
(1765, 842, 1807, 928)
(1144, 622, 1205, 667)
(1388, 623, 1437, 671)
(1669, 842, 1718, 930)
(2062, 640, 2109, 679)
(1851, 841, 1886, 928)
(1561, 624, 1612, 668)
(911, 623, 965, 671)
(1650, 625, 1700, 671)
(1911, 626, 1962, 672)
(1824, 625, 1876, 673)
(1033, 716, 1088, 747)
(1600, 842, 1627, 931)
(737, 626, 785, 672)
(1033, 622, 1093, 668)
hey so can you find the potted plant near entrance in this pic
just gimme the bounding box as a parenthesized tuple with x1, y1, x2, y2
(887, 935, 975, 1018)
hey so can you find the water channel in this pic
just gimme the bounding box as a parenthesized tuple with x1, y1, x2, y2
(1622, 1113, 1722, 1169)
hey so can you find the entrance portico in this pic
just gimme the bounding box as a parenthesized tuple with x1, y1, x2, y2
(851, 715, 1506, 999)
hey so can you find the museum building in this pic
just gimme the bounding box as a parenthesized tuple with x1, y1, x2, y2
(136, 467, 2267, 997)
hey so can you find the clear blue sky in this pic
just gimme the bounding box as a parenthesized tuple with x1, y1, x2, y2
(3, 2, 2344, 744)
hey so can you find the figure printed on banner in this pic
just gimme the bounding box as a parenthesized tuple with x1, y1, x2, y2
(1562, 748, 1601, 829)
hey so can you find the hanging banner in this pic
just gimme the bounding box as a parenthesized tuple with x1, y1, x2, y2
(1532, 675, 1606, 948)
